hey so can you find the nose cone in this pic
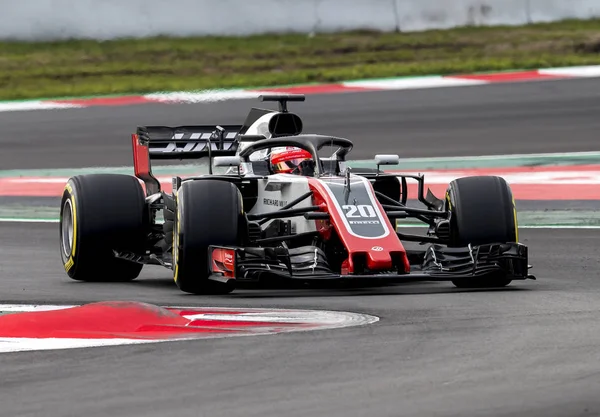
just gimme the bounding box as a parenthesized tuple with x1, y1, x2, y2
(366, 247, 393, 270)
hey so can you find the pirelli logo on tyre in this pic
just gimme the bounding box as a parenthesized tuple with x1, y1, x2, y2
(64, 257, 74, 272)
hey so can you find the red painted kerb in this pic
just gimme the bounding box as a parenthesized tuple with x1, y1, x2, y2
(0, 301, 307, 339)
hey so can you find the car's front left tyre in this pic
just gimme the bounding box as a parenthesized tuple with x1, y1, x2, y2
(172, 179, 244, 295)
(59, 174, 146, 282)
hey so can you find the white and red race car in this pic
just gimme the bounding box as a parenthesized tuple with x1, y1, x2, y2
(59, 95, 533, 294)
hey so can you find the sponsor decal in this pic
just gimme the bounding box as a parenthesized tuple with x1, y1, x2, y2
(158, 141, 236, 154)
(322, 178, 389, 238)
(224, 252, 234, 267)
(371, 246, 384, 251)
(211, 248, 236, 277)
(349, 220, 380, 224)
(169, 132, 237, 140)
(343, 204, 382, 225)
(263, 198, 288, 207)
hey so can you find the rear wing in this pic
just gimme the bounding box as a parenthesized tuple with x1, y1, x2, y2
(137, 125, 243, 159)
(131, 94, 307, 196)
(132, 124, 254, 196)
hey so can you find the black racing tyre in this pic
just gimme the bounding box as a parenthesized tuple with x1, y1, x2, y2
(59, 174, 146, 282)
(446, 176, 518, 288)
(173, 180, 244, 295)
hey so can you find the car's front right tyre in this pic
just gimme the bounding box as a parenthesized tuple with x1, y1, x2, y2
(445, 175, 518, 289)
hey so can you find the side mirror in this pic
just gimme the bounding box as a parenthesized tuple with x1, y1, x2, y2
(213, 155, 241, 167)
(374, 154, 400, 166)
(374, 154, 400, 175)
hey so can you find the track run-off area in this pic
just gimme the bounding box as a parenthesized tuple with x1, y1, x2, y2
(2, 77, 600, 417)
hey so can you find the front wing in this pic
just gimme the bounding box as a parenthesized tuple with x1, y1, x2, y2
(208, 242, 534, 284)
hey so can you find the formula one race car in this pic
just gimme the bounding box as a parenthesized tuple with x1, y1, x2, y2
(59, 95, 534, 294)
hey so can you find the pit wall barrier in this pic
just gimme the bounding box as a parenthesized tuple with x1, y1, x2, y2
(2, 0, 599, 41)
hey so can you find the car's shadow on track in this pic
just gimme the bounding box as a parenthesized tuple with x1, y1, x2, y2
(122, 276, 534, 299)
(227, 286, 532, 299)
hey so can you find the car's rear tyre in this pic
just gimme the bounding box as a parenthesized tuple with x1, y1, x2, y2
(173, 180, 244, 295)
(59, 174, 146, 282)
(446, 176, 518, 289)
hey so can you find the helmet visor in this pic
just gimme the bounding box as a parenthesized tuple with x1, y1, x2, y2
(272, 157, 307, 172)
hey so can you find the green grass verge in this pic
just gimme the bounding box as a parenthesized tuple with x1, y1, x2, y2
(2, 19, 600, 100)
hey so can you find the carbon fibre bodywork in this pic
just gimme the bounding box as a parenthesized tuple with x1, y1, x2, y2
(207, 242, 530, 285)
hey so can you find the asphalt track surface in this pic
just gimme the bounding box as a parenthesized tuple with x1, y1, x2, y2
(2, 78, 600, 417)
(2, 78, 600, 169)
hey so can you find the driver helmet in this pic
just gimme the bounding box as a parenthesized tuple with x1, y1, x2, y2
(270, 147, 313, 174)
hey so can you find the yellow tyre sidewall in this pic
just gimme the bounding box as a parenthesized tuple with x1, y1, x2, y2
(61, 181, 79, 275)
(173, 188, 182, 282)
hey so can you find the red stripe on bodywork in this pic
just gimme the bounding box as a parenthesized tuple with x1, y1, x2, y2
(307, 177, 410, 273)
(132, 134, 150, 180)
(131, 133, 161, 195)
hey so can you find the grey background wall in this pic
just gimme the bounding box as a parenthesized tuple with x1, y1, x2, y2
(2, 0, 599, 41)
